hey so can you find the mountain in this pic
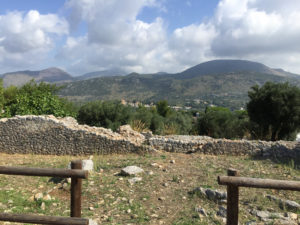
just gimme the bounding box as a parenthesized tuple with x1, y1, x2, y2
(1, 67, 74, 87)
(178, 59, 298, 79)
(75, 69, 125, 80)
(59, 60, 300, 110)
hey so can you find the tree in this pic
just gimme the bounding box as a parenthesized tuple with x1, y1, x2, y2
(77, 100, 133, 131)
(247, 82, 300, 141)
(197, 107, 249, 139)
(2, 81, 76, 118)
(0, 79, 4, 116)
(156, 100, 172, 117)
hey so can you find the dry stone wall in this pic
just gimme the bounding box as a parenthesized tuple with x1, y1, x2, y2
(0, 115, 150, 155)
(148, 135, 299, 159)
(0, 115, 299, 159)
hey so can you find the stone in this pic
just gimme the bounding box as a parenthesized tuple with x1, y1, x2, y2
(288, 213, 298, 220)
(82, 160, 94, 171)
(151, 214, 159, 218)
(194, 207, 207, 217)
(216, 206, 227, 218)
(89, 207, 95, 211)
(120, 166, 144, 176)
(41, 202, 46, 210)
(43, 194, 51, 201)
(67, 159, 94, 171)
(283, 200, 300, 210)
(88, 219, 98, 225)
(158, 197, 165, 201)
(251, 209, 270, 220)
(0, 203, 7, 209)
(34, 193, 43, 201)
(128, 177, 142, 184)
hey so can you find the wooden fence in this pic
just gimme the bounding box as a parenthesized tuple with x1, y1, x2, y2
(0, 160, 89, 225)
(218, 168, 300, 225)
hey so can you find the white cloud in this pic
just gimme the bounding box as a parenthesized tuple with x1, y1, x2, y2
(211, 0, 300, 72)
(2, 0, 300, 75)
(59, 0, 171, 74)
(0, 10, 68, 72)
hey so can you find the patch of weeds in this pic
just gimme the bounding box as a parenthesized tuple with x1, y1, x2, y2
(160, 154, 167, 159)
(172, 175, 179, 183)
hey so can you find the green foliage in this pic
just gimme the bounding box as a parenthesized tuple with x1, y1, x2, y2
(77, 100, 195, 135)
(1, 81, 77, 118)
(0, 79, 4, 114)
(77, 100, 134, 131)
(156, 100, 172, 117)
(247, 82, 300, 141)
(197, 107, 249, 139)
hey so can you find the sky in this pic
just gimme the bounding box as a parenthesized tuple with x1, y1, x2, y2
(1, 0, 300, 76)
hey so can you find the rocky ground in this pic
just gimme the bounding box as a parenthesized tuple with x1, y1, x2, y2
(0, 152, 299, 225)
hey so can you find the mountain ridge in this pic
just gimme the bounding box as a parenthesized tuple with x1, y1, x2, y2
(58, 60, 300, 110)
(2, 60, 300, 110)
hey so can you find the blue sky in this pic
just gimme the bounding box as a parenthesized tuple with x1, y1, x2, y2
(1, 0, 300, 75)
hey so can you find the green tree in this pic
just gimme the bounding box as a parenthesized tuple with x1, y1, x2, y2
(2, 81, 76, 118)
(247, 82, 300, 141)
(197, 107, 248, 139)
(0, 79, 4, 115)
(156, 100, 172, 117)
(77, 100, 133, 131)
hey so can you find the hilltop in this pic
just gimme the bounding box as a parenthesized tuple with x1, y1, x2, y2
(1, 60, 300, 110)
(58, 60, 300, 109)
(0, 67, 74, 87)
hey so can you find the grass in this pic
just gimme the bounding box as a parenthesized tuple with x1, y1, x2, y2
(0, 152, 299, 225)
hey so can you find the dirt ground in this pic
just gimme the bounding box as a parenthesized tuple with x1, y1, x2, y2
(0, 152, 299, 225)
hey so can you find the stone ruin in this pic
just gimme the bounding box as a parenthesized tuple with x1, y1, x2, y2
(0, 115, 299, 160)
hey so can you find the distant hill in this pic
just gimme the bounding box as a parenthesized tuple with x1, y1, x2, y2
(1, 67, 74, 87)
(178, 59, 299, 79)
(75, 69, 125, 80)
(59, 60, 300, 110)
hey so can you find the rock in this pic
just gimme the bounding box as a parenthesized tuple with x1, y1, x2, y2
(170, 160, 175, 164)
(158, 197, 165, 201)
(89, 206, 94, 211)
(147, 171, 154, 175)
(82, 160, 94, 171)
(117, 125, 145, 145)
(282, 200, 300, 211)
(68, 160, 94, 171)
(216, 206, 227, 218)
(245, 220, 257, 225)
(251, 209, 270, 220)
(34, 193, 43, 201)
(0, 203, 7, 209)
(151, 214, 159, 218)
(128, 177, 142, 184)
(127, 209, 132, 213)
(88, 219, 98, 225)
(43, 194, 51, 201)
(287, 212, 298, 220)
(191, 187, 226, 201)
(41, 202, 45, 210)
(195, 207, 207, 217)
(120, 166, 144, 176)
(205, 189, 216, 200)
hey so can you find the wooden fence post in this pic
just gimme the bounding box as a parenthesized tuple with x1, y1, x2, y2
(226, 168, 239, 225)
(71, 160, 83, 218)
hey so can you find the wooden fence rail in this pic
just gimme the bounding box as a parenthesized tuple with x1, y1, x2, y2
(0, 160, 89, 225)
(218, 168, 300, 225)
